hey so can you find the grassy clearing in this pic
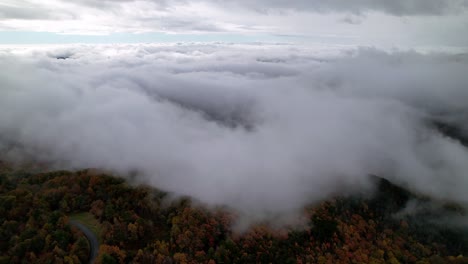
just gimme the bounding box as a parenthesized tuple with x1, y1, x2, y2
(70, 212, 103, 242)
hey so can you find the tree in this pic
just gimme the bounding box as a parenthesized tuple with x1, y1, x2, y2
(71, 237, 89, 263)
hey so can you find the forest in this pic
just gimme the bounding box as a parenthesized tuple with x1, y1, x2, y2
(1, 161, 467, 264)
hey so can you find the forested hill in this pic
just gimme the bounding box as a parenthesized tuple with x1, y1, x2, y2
(1, 164, 467, 264)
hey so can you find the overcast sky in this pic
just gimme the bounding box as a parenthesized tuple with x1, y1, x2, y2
(0, 0, 468, 46)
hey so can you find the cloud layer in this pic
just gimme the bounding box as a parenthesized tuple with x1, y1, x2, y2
(215, 0, 468, 15)
(1, 43, 468, 223)
(4, 0, 468, 20)
(1, 1, 468, 47)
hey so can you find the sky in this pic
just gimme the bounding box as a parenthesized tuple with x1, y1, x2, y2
(0, 0, 468, 47)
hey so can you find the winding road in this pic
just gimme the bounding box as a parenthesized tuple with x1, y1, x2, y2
(70, 220, 99, 264)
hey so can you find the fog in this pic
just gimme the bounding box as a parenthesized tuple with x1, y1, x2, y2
(1, 43, 467, 223)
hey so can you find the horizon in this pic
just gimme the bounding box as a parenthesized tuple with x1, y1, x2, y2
(1, 0, 468, 47)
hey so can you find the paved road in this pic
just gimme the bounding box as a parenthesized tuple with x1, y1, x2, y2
(70, 220, 99, 264)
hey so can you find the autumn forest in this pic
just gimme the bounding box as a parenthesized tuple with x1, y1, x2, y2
(1, 161, 467, 264)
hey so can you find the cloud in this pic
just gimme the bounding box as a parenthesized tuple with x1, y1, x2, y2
(63, 0, 468, 16)
(0, 1, 76, 20)
(340, 15, 364, 25)
(1, 0, 468, 48)
(0, 6, 51, 20)
(217, 0, 468, 16)
(1, 43, 468, 224)
(0, 0, 247, 35)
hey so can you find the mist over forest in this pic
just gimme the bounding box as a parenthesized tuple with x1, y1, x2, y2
(1, 44, 468, 224)
(1, 0, 468, 263)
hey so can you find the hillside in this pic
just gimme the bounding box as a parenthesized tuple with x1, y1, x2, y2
(1, 164, 467, 264)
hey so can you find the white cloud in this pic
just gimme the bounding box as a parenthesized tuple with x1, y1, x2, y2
(0, 0, 468, 47)
(1, 43, 468, 224)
